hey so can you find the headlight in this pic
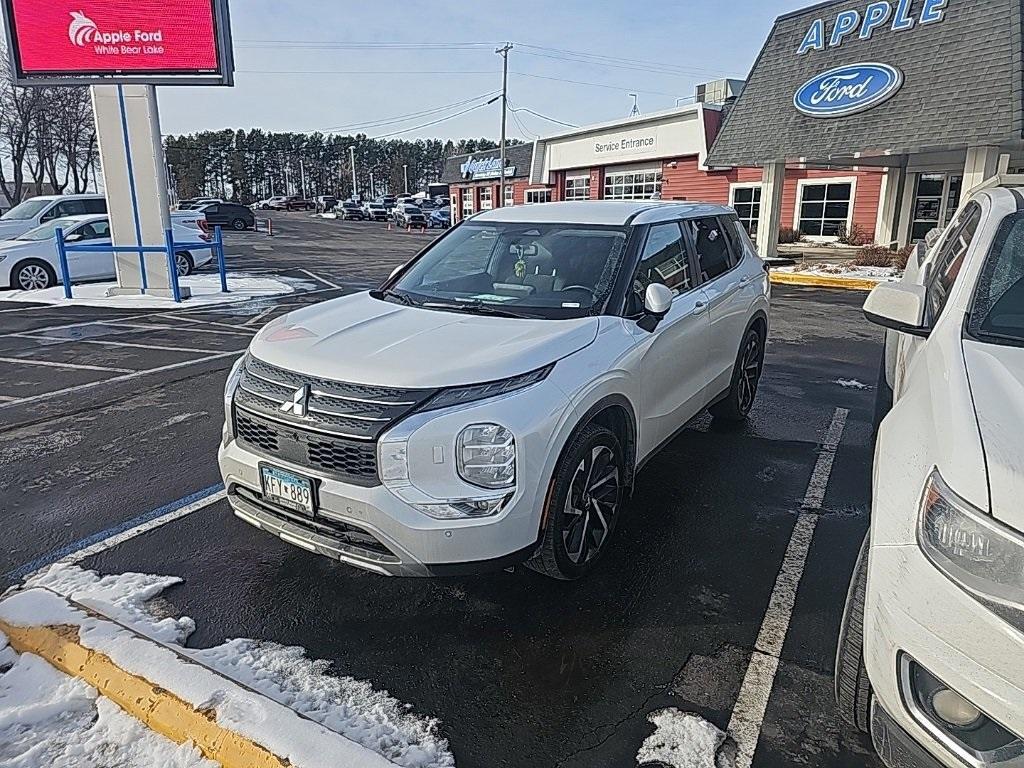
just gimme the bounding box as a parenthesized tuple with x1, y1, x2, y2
(457, 424, 515, 489)
(222, 355, 246, 444)
(422, 364, 553, 411)
(919, 470, 1024, 610)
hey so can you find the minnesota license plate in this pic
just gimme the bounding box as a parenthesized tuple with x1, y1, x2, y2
(260, 465, 315, 516)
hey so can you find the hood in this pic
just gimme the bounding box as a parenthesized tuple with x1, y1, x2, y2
(0, 238, 35, 253)
(249, 291, 599, 388)
(963, 339, 1024, 532)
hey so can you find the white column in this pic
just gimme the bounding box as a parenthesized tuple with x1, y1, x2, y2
(756, 160, 785, 259)
(92, 85, 183, 299)
(961, 146, 1001, 200)
(875, 165, 906, 248)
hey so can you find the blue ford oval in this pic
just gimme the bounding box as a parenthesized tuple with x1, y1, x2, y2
(794, 63, 903, 118)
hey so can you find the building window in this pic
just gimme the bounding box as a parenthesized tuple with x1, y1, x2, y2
(564, 175, 591, 201)
(462, 191, 474, 218)
(479, 187, 493, 211)
(504, 184, 514, 207)
(604, 168, 662, 200)
(730, 184, 761, 236)
(797, 180, 854, 239)
(525, 189, 552, 204)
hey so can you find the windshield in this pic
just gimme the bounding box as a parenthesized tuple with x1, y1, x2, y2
(2, 199, 51, 221)
(387, 221, 629, 319)
(16, 217, 82, 241)
(969, 212, 1024, 346)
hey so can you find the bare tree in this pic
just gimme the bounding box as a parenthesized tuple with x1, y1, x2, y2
(0, 76, 44, 207)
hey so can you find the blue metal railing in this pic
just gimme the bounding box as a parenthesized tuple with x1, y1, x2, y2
(54, 225, 228, 303)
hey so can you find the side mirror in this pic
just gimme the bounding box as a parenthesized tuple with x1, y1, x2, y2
(924, 227, 942, 250)
(389, 265, 403, 280)
(863, 282, 930, 338)
(638, 283, 674, 332)
(63, 232, 83, 243)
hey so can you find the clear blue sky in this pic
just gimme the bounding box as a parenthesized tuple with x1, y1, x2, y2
(156, 0, 809, 139)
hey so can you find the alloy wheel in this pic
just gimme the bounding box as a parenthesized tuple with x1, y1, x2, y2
(18, 264, 50, 290)
(737, 335, 762, 413)
(561, 445, 621, 565)
(175, 253, 191, 276)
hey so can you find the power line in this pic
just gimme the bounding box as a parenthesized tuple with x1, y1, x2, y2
(514, 43, 731, 78)
(510, 71, 690, 100)
(510, 105, 577, 128)
(369, 98, 497, 139)
(311, 91, 500, 133)
(236, 40, 499, 50)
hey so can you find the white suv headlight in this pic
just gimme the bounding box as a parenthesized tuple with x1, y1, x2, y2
(457, 424, 515, 489)
(919, 470, 1024, 610)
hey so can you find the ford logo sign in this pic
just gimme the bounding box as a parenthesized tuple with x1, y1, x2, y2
(794, 63, 903, 118)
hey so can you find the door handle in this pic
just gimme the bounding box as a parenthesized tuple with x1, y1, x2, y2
(740, 275, 756, 285)
(692, 301, 707, 316)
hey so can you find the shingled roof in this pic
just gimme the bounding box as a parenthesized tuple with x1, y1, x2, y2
(441, 143, 535, 185)
(707, 0, 1024, 167)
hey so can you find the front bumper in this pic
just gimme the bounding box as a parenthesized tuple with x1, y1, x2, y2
(864, 542, 1024, 768)
(872, 699, 946, 768)
(219, 378, 573, 576)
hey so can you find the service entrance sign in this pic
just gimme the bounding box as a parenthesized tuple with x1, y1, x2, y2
(2, 0, 234, 85)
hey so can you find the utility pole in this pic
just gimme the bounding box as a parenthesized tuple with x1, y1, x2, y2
(349, 145, 357, 200)
(403, 163, 409, 194)
(496, 42, 513, 207)
(629, 93, 640, 117)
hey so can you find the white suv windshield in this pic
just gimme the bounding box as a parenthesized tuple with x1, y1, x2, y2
(387, 221, 629, 319)
(969, 211, 1024, 346)
(16, 217, 81, 241)
(2, 199, 51, 221)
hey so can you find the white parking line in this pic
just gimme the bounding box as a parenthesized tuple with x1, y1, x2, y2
(244, 308, 275, 327)
(727, 407, 849, 768)
(116, 322, 255, 337)
(297, 268, 342, 289)
(74, 339, 225, 355)
(0, 350, 243, 410)
(0, 355, 134, 373)
(0, 395, 16, 401)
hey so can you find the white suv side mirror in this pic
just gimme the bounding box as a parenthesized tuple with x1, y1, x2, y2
(863, 282, 930, 338)
(644, 283, 674, 316)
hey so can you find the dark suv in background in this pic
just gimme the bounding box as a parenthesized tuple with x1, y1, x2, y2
(199, 202, 256, 231)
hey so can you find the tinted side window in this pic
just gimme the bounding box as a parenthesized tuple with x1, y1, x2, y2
(204, 205, 220, 215)
(83, 199, 107, 214)
(719, 215, 747, 265)
(629, 223, 691, 313)
(927, 202, 982, 322)
(54, 200, 88, 217)
(685, 217, 732, 281)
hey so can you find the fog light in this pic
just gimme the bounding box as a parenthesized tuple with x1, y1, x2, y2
(931, 689, 982, 729)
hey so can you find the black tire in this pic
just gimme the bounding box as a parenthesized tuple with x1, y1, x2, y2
(12, 259, 57, 290)
(709, 326, 765, 422)
(873, 350, 894, 440)
(525, 424, 626, 580)
(231, 218, 248, 231)
(835, 533, 873, 733)
(175, 251, 195, 277)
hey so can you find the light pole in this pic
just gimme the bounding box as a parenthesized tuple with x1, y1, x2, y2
(496, 42, 513, 207)
(299, 158, 306, 199)
(403, 164, 409, 195)
(349, 145, 358, 200)
(369, 172, 375, 199)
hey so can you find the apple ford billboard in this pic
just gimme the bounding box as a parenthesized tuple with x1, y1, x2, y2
(1, 0, 234, 85)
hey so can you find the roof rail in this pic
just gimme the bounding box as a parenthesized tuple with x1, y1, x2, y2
(966, 174, 1024, 197)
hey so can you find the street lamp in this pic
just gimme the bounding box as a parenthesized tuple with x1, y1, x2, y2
(403, 164, 409, 195)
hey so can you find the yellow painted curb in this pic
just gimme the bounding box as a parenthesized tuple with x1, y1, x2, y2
(0, 616, 288, 768)
(769, 271, 880, 292)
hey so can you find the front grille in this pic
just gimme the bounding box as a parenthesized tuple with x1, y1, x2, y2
(233, 356, 437, 485)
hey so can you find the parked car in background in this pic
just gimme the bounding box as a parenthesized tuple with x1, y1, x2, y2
(0, 212, 214, 290)
(257, 196, 290, 210)
(338, 201, 366, 221)
(0, 194, 106, 240)
(380, 196, 397, 214)
(199, 202, 256, 231)
(837, 175, 1024, 768)
(363, 201, 388, 221)
(285, 196, 316, 211)
(315, 196, 338, 214)
(394, 204, 427, 229)
(428, 207, 450, 229)
(219, 201, 770, 578)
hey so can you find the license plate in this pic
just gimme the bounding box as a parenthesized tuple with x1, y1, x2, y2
(260, 465, 315, 516)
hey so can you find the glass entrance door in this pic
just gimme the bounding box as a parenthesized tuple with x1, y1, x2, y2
(911, 173, 964, 242)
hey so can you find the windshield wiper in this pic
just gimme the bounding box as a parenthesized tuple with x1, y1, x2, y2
(421, 300, 535, 319)
(380, 289, 417, 306)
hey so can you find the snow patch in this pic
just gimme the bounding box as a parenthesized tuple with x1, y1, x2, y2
(835, 379, 870, 390)
(0, 272, 313, 309)
(9, 565, 454, 768)
(775, 263, 901, 282)
(636, 709, 734, 768)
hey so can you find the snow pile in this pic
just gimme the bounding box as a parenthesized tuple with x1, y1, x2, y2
(0, 629, 215, 768)
(835, 379, 870, 390)
(774, 263, 901, 282)
(0, 272, 311, 309)
(14, 564, 454, 768)
(313, 213, 338, 219)
(636, 708, 734, 768)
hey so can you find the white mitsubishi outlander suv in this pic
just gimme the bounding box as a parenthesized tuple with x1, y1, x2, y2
(219, 201, 770, 579)
(837, 177, 1024, 768)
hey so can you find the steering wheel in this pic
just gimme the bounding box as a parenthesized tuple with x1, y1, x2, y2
(561, 285, 596, 301)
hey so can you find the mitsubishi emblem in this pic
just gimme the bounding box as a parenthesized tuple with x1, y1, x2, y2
(280, 384, 310, 418)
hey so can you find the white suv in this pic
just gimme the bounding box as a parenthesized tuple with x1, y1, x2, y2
(837, 177, 1024, 767)
(219, 201, 770, 578)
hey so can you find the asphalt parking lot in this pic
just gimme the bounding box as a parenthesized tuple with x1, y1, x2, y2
(0, 211, 883, 768)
